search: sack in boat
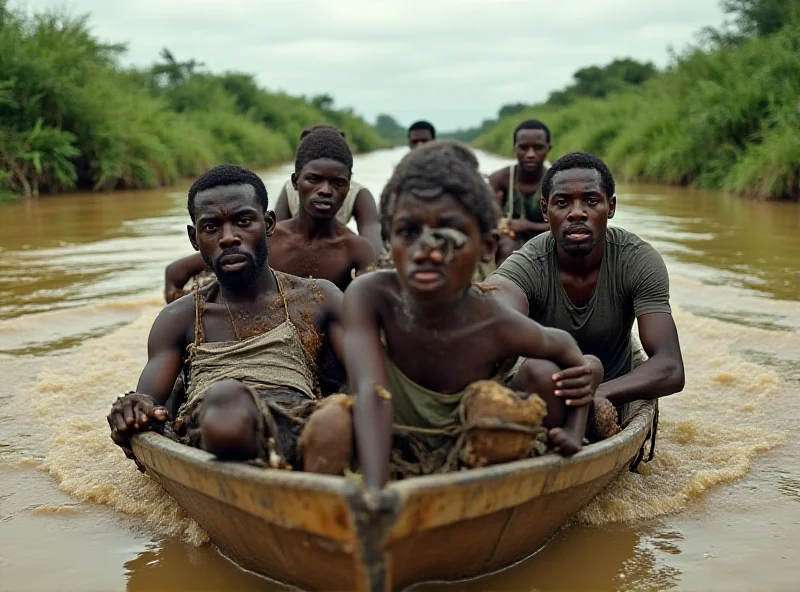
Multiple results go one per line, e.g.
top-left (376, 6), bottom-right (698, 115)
top-left (460, 381), bottom-right (547, 468)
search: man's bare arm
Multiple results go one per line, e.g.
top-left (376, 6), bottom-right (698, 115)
top-left (108, 300), bottom-right (191, 452)
top-left (273, 184), bottom-right (292, 222)
top-left (164, 253), bottom-right (206, 303)
top-left (343, 274), bottom-right (393, 491)
top-left (486, 274), bottom-right (529, 315)
top-left (135, 304), bottom-right (191, 401)
top-left (318, 280), bottom-right (345, 365)
top-left (596, 313), bottom-right (685, 406)
top-left (487, 169), bottom-right (508, 208)
top-left (352, 188), bottom-right (384, 255)
top-left (351, 235), bottom-right (378, 276)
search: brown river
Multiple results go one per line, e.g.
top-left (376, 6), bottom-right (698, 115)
top-left (1, 148), bottom-right (799, 591)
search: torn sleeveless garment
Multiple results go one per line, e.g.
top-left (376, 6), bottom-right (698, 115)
top-left (172, 273), bottom-right (319, 467)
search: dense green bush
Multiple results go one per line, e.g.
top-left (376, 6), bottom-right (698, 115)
top-left (475, 1), bottom-right (799, 200)
top-left (0, 2), bottom-right (386, 198)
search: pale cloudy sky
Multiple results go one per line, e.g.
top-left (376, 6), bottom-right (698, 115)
top-left (23, 0), bottom-right (725, 130)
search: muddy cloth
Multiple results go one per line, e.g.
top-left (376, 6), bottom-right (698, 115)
top-left (171, 271), bottom-right (319, 467)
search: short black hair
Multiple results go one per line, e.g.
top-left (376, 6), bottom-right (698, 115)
top-left (513, 119), bottom-right (551, 144)
top-left (408, 120), bottom-right (436, 139)
top-left (294, 128), bottom-right (353, 175)
top-left (300, 124), bottom-right (345, 140)
top-left (541, 152), bottom-right (616, 200)
top-left (187, 164), bottom-right (269, 222)
top-left (380, 140), bottom-right (498, 237)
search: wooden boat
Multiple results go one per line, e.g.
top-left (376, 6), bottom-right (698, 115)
top-left (131, 400), bottom-right (655, 592)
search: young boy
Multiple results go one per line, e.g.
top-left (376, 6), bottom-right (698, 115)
top-left (163, 128), bottom-right (375, 298)
top-left (301, 141), bottom-right (603, 491)
top-left (269, 127), bottom-right (376, 291)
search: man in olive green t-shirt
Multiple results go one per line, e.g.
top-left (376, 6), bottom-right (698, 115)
top-left (488, 152), bottom-right (685, 415)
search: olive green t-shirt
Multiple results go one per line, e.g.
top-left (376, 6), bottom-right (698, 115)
top-left (493, 226), bottom-right (671, 381)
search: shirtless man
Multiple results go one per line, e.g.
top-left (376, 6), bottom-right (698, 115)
top-left (108, 164), bottom-right (344, 468)
top-left (269, 127), bottom-right (376, 290)
top-left (301, 141), bottom-right (603, 491)
top-left (407, 120), bottom-right (436, 150)
top-left (488, 152), bottom-right (685, 424)
top-left (163, 128), bottom-right (376, 297)
top-left (274, 125), bottom-right (383, 255)
top-left (487, 119), bottom-right (553, 262)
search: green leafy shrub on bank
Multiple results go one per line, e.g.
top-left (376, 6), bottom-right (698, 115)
top-left (475, 1), bottom-right (800, 200)
top-left (0, 2), bottom-right (386, 198)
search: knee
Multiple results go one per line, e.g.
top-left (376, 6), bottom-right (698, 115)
top-left (203, 379), bottom-right (251, 408)
top-left (513, 359), bottom-right (560, 398)
top-left (299, 395), bottom-right (354, 475)
top-left (199, 380), bottom-right (259, 459)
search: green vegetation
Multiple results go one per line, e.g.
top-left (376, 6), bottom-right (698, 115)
top-left (475, 0), bottom-right (800, 200)
top-left (374, 114), bottom-right (408, 146)
top-left (440, 58), bottom-right (658, 144)
top-left (0, 3), bottom-right (385, 199)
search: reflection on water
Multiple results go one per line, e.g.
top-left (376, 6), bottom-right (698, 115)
top-left (0, 148), bottom-right (799, 592)
top-left (416, 524), bottom-right (681, 592)
top-left (125, 539), bottom-right (291, 592)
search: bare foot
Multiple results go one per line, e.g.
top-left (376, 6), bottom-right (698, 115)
top-left (548, 427), bottom-right (583, 457)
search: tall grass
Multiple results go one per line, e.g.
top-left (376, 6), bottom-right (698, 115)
top-left (475, 16), bottom-right (800, 200)
top-left (0, 2), bottom-right (386, 198)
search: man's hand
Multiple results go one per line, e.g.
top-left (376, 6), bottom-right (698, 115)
top-left (552, 355), bottom-right (604, 406)
top-left (107, 392), bottom-right (170, 458)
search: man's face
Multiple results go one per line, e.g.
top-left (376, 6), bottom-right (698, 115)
top-left (390, 192), bottom-right (493, 304)
top-left (188, 184), bottom-right (274, 291)
top-left (291, 158), bottom-right (351, 221)
top-left (408, 129), bottom-right (434, 150)
top-left (544, 168), bottom-right (615, 259)
top-left (514, 129), bottom-right (551, 173)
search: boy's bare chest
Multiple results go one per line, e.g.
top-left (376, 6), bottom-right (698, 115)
top-left (271, 239), bottom-right (352, 286)
top-left (385, 321), bottom-right (501, 391)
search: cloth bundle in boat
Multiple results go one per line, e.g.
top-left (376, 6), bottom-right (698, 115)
top-left (386, 371), bottom-right (550, 480)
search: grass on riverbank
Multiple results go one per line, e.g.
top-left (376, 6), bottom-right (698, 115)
top-left (475, 11), bottom-right (800, 200)
top-left (0, 3), bottom-right (386, 199)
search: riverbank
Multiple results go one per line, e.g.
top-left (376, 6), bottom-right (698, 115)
top-left (0, 2), bottom-right (386, 201)
top-left (474, 9), bottom-right (800, 201)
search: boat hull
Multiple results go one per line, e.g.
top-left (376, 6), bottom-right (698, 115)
top-left (132, 400), bottom-right (654, 591)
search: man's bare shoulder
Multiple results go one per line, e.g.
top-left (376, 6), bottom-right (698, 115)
top-left (279, 272), bottom-right (340, 302)
top-left (343, 231), bottom-right (376, 255)
top-left (488, 166), bottom-right (511, 189)
top-left (149, 291), bottom-right (197, 344)
top-left (272, 220), bottom-right (294, 239)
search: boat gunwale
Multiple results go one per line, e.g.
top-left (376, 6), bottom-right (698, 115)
top-left (132, 398), bottom-right (653, 500)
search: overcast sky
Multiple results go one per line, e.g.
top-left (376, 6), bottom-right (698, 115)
top-left (23, 0), bottom-right (726, 130)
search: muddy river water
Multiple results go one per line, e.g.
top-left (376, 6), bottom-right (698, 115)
top-left (1, 147), bottom-right (798, 591)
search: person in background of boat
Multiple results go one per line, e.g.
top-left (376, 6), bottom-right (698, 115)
top-left (274, 125), bottom-right (383, 256)
top-left (375, 119), bottom-right (439, 268)
top-left (487, 119), bottom-right (553, 263)
top-left (268, 127), bottom-right (376, 290)
top-left (107, 164), bottom-right (345, 470)
top-left (407, 120), bottom-right (436, 150)
top-left (301, 141), bottom-right (604, 492)
top-left (163, 129), bottom-right (376, 296)
top-left (487, 152), bottom-right (685, 428)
